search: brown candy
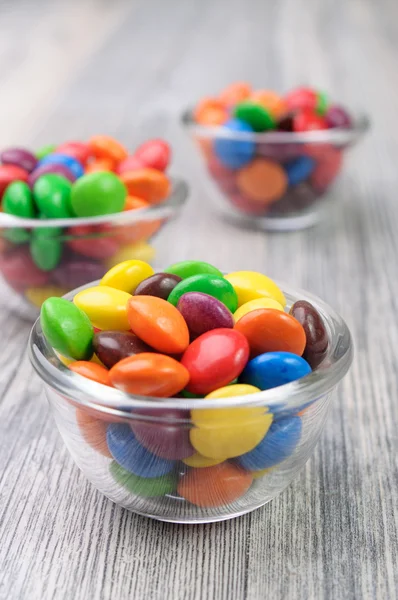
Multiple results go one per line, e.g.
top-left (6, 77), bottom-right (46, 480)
top-left (134, 272), bottom-right (181, 300)
top-left (93, 330), bottom-right (152, 369)
top-left (290, 300), bottom-right (328, 368)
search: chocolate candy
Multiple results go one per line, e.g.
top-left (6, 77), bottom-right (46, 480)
top-left (134, 272), bottom-right (182, 299)
top-left (1, 147), bottom-right (38, 173)
top-left (40, 297), bottom-right (94, 360)
top-left (93, 331), bottom-right (152, 368)
top-left (290, 300), bottom-right (328, 367)
top-left (241, 351), bottom-right (312, 390)
top-left (107, 423), bottom-right (176, 478)
top-left (177, 292), bottom-right (234, 338)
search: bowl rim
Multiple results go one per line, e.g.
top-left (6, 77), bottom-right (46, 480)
top-left (29, 277), bottom-right (353, 417)
top-left (0, 176), bottom-right (188, 229)
top-left (181, 108), bottom-right (370, 146)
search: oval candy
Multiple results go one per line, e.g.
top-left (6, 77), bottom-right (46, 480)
top-left (236, 159), bottom-right (287, 204)
top-left (35, 144), bottom-right (56, 160)
top-left (127, 295), bottom-right (189, 354)
top-left (0, 166), bottom-right (29, 197)
top-left (290, 300), bottom-right (329, 368)
top-left (236, 416), bottom-right (302, 471)
top-left (190, 384), bottom-right (272, 459)
top-left (235, 308), bottom-right (306, 356)
top-left (214, 118), bottom-right (254, 169)
top-left (104, 241), bottom-right (155, 268)
top-left (30, 226), bottom-right (63, 271)
top-left (88, 135), bottom-right (128, 163)
top-left (110, 461), bottom-right (177, 497)
top-left (93, 330), bottom-right (153, 368)
top-left (1, 147), bottom-right (38, 173)
top-left (76, 409), bottom-right (112, 457)
top-left (241, 351), bottom-right (312, 390)
top-left (120, 168), bottom-right (170, 204)
top-left (177, 292), bottom-right (234, 338)
top-left (134, 272), bottom-right (181, 299)
top-left (168, 274), bottom-right (238, 313)
top-left (33, 174), bottom-right (72, 218)
top-left (52, 258), bottom-right (106, 289)
top-left (181, 329), bottom-right (249, 395)
top-left (165, 260), bottom-right (223, 280)
top-left (131, 408), bottom-right (193, 460)
top-left (100, 259), bottom-right (154, 293)
top-left (225, 271), bottom-right (285, 307)
top-left (110, 353), bottom-right (189, 397)
top-left (234, 101), bottom-right (275, 132)
top-left (106, 423), bottom-right (175, 478)
top-left (25, 285), bottom-right (68, 308)
top-left (69, 361), bottom-right (111, 386)
top-left (28, 163), bottom-right (75, 186)
top-left (182, 453), bottom-right (226, 468)
top-left (70, 172), bottom-right (127, 217)
top-left (233, 297), bottom-right (284, 323)
top-left (40, 297), bottom-right (94, 360)
top-left (73, 285), bottom-right (132, 330)
top-left (56, 142), bottom-right (91, 165)
top-left (177, 463), bottom-right (253, 508)
top-left (2, 181), bottom-right (35, 218)
top-left (39, 153), bottom-right (84, 179)
top-left (134, 139), bottom-right (171, 172)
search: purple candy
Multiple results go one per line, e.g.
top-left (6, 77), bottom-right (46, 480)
top-left (177, 291), bottom-right (234, 338)
top-left (255, 142), bottom-right (303, 163)
top-left (52, 258), bottom-right (106, 288)
top-left (325, 105), bottom-right (352, 129)
top-left (131, 408), bottom-right (194, 460)
top-left (1, 147), bottom-right (38, 173)
top-left (28, 163), bottom-right (76, 187)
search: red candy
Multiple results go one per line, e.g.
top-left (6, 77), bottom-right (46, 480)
top-left (293, 110), bottom-right (327, 133)
top-left (116, 155), bottom-right (144, 175)
top-left (0, 165), bottom-right (28, 196)
top-left (66, 225), bottom-right (120, 259)
top-left (285, 87), bottom-right (318, 112)
top-left (181, 328), bottom-right (250, 395)
top-left (0, 248), bottom-right (49, 290)
top-left (56, 142), bottom-right (92, 165)
top-left (134, 139), bottom-right (171, 172)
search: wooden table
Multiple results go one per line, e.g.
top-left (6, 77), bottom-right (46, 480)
top-left (0, 0), bottom-right (397, 598)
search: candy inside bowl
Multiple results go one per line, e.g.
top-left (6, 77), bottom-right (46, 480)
top-left (182, 84), bottom-right (369, 231)
top-left (29, 259), bottom-right (353, 523)
top-left (0, 136), bottom-right (188, 320)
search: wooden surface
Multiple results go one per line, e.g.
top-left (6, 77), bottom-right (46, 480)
top-left (0, 0), bottom-right (397, 598)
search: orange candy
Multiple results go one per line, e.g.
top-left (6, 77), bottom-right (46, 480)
top-left (235, 308), bottom-right (306, 357)
top-left (127, 295), bottom-right (190, 354)
top-left (85, 158), bottom-right (116, 174)
top-left (219, 82), bottom-right (252, 106)
top-left (177, 463), bottom-right (253, 507)
top-left (76, 408), bottom-right (112, 457)
top-left (88, 135), bottom-right (128, 163)
top-left (120, 168), bottom-right (170, 204)
top-left (250, 90), bottom-right (287, 119)
top-left (194, 97), bottom-right (228, 126)
top-left (124, 195), bottom-right (150, 211)
top-left (69, 361), bottom-right (112, 386)
top-left (109, 353), bottom-right (189, 396)
top-left (236, 158), bottom-right (288, 203)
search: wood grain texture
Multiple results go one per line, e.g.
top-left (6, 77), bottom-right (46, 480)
top-left (0, 0), bottom-right (397, 598)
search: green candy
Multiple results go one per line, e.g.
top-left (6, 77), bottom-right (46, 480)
top-left (234, 101), bottom-right (275, 132)
top-left (40, 297), bottom-right (94, 360)
top-left (181, 389), bottom-right (203, 398)
top-left (3, 228), bottom-right (30, 244)
top-left (316, 91), bottom-right (328, 116)
top-left (168, 274), bottom-right (238, 313)
top-left (110, 461), bottom-right (177, 497)
top-left (70, 172), bottom-right (127, 217)
top-left (2, 181), bottom-right (35, 218)
top-left (165, 260), bottom-right (223, 280)
top-left (33, 174), bottom-right (72, 218)
top-left (30, 226), bottom-right (63, 271)
top-left (35, 144), bottom-right (56, 160)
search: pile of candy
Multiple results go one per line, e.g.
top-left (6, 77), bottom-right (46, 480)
top-left (192, 83), bottom-right (352, 218)
top-left (40, 259), bottom-right (329, 508)
top-left (0, 136), bottom-right (172, 307)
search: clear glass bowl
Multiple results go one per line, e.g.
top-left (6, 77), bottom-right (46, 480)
top-left (182, 110), bottom-right (369, 231)
top-left (0, 178), bottom-right (188, 320)
top-left (29, 280), bottom-right (353, 524)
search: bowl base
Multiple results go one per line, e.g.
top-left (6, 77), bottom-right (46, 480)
top-left (220, 203), bottom-right (326, 232)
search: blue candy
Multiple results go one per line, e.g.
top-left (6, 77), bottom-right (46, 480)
top-left (106, 423), bottom-right (175, 478)
top-left (241, 351), bottom-right (312, 390)
top-left (214, 118), bottom-right (254, 169)
top-left (235, 416), bottom-right (302, 471)
top-left (39, 153), bottom-right (84, 179)
top-left (284, 156), bottom-right (315, 186)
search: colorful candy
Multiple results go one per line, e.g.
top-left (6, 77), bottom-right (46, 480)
top-left (191, 84), bottom-right (355, 221)
top-left (38, 259), bottom-right (332, 511)
top-left (0, 136), bottom-right (173, 310)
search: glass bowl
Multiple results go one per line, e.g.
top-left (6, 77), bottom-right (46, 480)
top-left (0, 178), bottom-right (188, 320)
top-left (182, 109), bottom-right (369, 231)
top-left (29, 279), bottom-right (353, 524)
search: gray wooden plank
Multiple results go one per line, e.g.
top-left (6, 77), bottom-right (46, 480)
top-left (0, 0), bottom-right (397, 598)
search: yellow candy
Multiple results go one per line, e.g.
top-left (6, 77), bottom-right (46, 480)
top-left (73, 285), bottom-right (131, 330)
top-left (234, 297), bottom-right (284, 323)
top-left (225, 271), bottom-right (286, 308)
top-left (57, 353), bottom-right (74, 366)
top-left (105, 242), bottom-right (156, 269)
top-left (190, 384), bottom-right (273, 459)
top-left (25, 285), bottom-right (68, 308)
top-left (100, 259), bottom-right (154, 293)
top-left (182, 453), bottom-right (226, 468)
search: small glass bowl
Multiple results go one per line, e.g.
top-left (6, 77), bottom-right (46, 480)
top-left (182, 109), bottom-right (369, 231)
top-left (0, 178), bottom-right (188, 320)
top-left (29, 280), bottom-right (353, 524)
